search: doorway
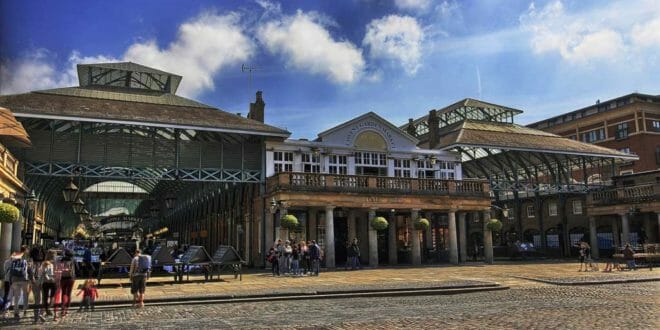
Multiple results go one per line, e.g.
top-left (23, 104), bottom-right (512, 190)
top-left (334, 217), bottom-right (348, 267)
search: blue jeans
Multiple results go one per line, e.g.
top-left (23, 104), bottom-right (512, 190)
top-left (291, 260), bottom-right (299, 275)
top-left (626, 260), bottom-right (636, 270)
top-left (312, 259), bottom-right (320, 275)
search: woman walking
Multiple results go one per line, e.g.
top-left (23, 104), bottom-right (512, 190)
top-left (55, 250), bottom-right (76, 320)
top-left (41, 251), bottom-right (57, 320)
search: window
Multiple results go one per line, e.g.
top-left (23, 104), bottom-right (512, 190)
top-left (354, 152), bottom-right (386, 166)
top-left (301, 153), bottom-right (320, 173)
top-left (615, 122), bottom-right (629, 140)
top-left (548, 202), bottom-right (557, 216)
top-left (328, 155), bottom-right (347, 175)
top-left (416, 160), bottom-right (435, 178)
top-left (652, 120), bottom-right (660, 132)
top-left (526, 205), bottom-right (535, 218)
top-left (572, 200), bottom-right (583, 215)
top-left (438, 161), bottom-right (456, 180)
top-left (394, 159), bottom-right (411, 178)
top-left (273, 151), bottom-right (293, 173)
top-left (581, 128), bottom-right (605, 143)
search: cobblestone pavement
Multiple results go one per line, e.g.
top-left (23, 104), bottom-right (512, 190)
top-left (2, 282), bottom-right (658, 329)
top-left (84, 261), bottom-right (660, 303)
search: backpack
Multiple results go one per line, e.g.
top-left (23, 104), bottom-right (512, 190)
top-left (137, 255), bottom-right (151, 273)
top-left (10, 258), bottom-right (27, 279)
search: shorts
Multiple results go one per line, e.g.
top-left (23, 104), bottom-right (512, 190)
top-left (131, 275), bottom-right (147, 294)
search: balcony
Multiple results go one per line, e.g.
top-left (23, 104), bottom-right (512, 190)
top-left (267, 172), bottom-right (489, 198)
top-left (588, 183), bottom-right (659, 206)
top-left (0, 144), bottom-right (19, 178)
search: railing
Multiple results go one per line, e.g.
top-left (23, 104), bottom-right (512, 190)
top-left (0, 144), bottom-right (19, 177)
top-left (267, 172), bottom-right (489, 197)
top-left (589, 183), bottom-right (659, 206)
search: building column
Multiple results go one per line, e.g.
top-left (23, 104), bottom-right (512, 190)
top-left (388, 210), bottom-right (397, 265)
top-left (368, 209), bottom-right (378, 267)
top-left (325, 206), bottom-right (335, 268)
top-left (588, 216), bottom-right (599, 259)
top-left (348, 210), bottom-right (357, 242)
top-left (308, 209), bottom-right (317, 241)
top-left (265, 210), bottom-right (275, 257)
top-left (12, 218), bottom-right (22, 252)
top-left (611, 217), bottom-right (621, 248)
top-left (656, 212), bottom-right (660, 243)
top-left (448, 210), bottom-right (458, 265)
top-left (483, 210), bottom-right (493, 264)
top-left (0, 222), bottom-right (12, 261)
top-left (620, 212), bottom-right (630, 245)
top-left (410, 209), bottom-right (421, 266)
top-left (458, 212), bottom-right (467, 263)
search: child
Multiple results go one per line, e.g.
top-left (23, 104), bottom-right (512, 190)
top-left (76, 279), bottom-right (99, 312)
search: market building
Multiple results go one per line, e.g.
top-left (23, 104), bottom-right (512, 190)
top-left (527, 93), bottom-right (660, 257)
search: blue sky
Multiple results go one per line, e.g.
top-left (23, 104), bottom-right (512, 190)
top-left (1, 0), bottom-right (659, 138)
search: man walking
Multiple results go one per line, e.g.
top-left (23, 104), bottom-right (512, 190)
top-left (309, 240), bottom-right (321, 276)
top-left (129, 249), bottom-right (151, 308)
top-left (8, 247), bottom-right (30, 320)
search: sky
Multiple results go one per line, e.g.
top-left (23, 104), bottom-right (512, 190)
top-left (1, 0), bottom-right (659, 138)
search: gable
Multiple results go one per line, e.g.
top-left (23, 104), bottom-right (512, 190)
top-left (317, 112), bottom-right (419, 151)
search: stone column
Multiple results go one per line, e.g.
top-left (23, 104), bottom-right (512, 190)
top-left (588, 216), bottom-right (599, 259)
top-left (657, 212), bottom-right (660, 243)
top-left (265, 210), bottom-right (275, 254)
top-left (388, 210), bottom-right (397, 265)
top-left (611, 217), bottom-right (621, 248)
top-left (368, 209), bottom-right (378, 267)
top-left (0, 222), bottom-right (12, 261)
top-left (410, 209), bottom-right (421, 266)
top-left (308, 209), bottom-right (317, 241)
top-left (620, 212), bottom-right (630, 245)
top-left (483, 210), bottom-right (493, 264)
top-left (325, 206), bottom-right (335, 268)
top-left (448, 210), bottom-right (458, 265)
top-left (348, 210), bottom-right (357, 242)
top-left (12, 218), bottom-right (23, 252)
top-left (458, 212), bottom-right (467, 263)
top-left (643, 213), bottom-right (653, 243)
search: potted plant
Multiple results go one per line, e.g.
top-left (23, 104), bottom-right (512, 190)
top-left (486, 219), bottom-right (503, 232)
top-left (414, 217), bottom-right (430, 231)
top-left (370, 216), bottom-right (388, 231)
top-left (280, 214), bottom-right (299, 230)
top-left (0, 203), bottom-right (20, 223)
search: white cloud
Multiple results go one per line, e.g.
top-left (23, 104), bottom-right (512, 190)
top-left (394, 0), bottom-right (431, 11)
top-left (363, 15), bottom-right (424, 75)
top-left (0, 50), bottom-right (117, 95)
top-left (1, 12), bottom-right (253, 98)
top-left (520, 0), bottom-right (660, 64)
top-left (124, 12), bottom-right (254, 97)
top-left (257, 10), bottom-right (365, 84)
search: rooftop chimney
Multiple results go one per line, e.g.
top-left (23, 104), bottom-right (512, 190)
top-left (248, 91), bottom-right (265, 122)
top-left (405, 118), bottom-right (416, 137)
top-left (428, 110), bottom-right (439, 149)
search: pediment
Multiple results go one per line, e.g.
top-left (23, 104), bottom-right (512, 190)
top-left (317, 112), bottom-right (419, 151)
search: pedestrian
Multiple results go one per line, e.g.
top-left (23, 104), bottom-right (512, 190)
top-left (30, 254), bottom-right (45, 323)
top-left (344, 241), bottom-right (353, 270)
top-left (473, 240), bottom-right (479, 261)
top-left (267, 248), bottom-right (279, 276)
top-left (350, 238), bottom-right (361, 270)
top-left (623, 244), bottom-right (636, 271)
top-left (309, 240), bottom-right (321, 276)
top-left (41, 255), bottom-right (56, 319)
top-left (6, 246), bottom-right (30, 320)
top-left (304, 241), bottom-right (312, 274)
top-left (76, 279), bottom-right (99, 312)
top-left (283, 241), bottom-right (293, 274)
top-left (577, 242), bottom-right (588, 271)
top-left (129, 249), bottom-right (151, 308)
top-left (291, 246), bottom-right (300, 276)
top-left (55, 249), bottom-right (77, 320)
top-left (275, 239), bottom-right (285, 275)
top-left (1, 253), bottom-right (13, 315)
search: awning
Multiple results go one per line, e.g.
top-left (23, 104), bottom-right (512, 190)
top-left (0, 106), bottom-right (31, 147)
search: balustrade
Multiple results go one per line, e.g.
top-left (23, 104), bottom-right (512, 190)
top-left (589, 183), bottom-right (659, 205)
top-left (267, 172), bottom-right (488, 197)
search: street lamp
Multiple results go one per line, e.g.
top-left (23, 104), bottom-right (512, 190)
top-left (72, 198), bottom-right (85, 214)
top-left (491, 204), bottom-right (509, 219)
top-left (26, 190), bottom-right (37, 210)
top-left (150, 205), bottom-right (159, 218)
top-left (62, 179), bottom-right (79, 203)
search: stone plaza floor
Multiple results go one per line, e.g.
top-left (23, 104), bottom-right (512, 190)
top-left (1, 261), bottom-right (659, 328)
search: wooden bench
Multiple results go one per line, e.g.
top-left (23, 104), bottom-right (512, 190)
top-left (612, 253), bottom-right (660, 271)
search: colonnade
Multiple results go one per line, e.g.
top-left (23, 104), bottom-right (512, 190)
top-left (588, 212), bottom-right (660, 258)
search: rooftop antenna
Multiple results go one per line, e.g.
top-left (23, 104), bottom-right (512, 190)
top-left (241, 64), bottom-right (257, 105)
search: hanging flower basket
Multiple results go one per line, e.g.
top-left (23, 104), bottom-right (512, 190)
top-left (370, 216), bottom-right (388, 231)
top-left (414, 218), bottom-right (430, 231)
top-left (0, 202), bottom-right (20, 223)
top-left (280, 214), bottom-right (299, 230)
top-left (486, 219), bottom-right (503, 232)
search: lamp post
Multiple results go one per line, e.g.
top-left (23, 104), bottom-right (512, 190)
top-left (72, 198), bottom-right (85, 214)
top-left (165, 194), bottom-right (177, 210)
top-left (23, 190), bottom-right (38, 245)
top-left (62, 178), bottom-right (79, 203)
